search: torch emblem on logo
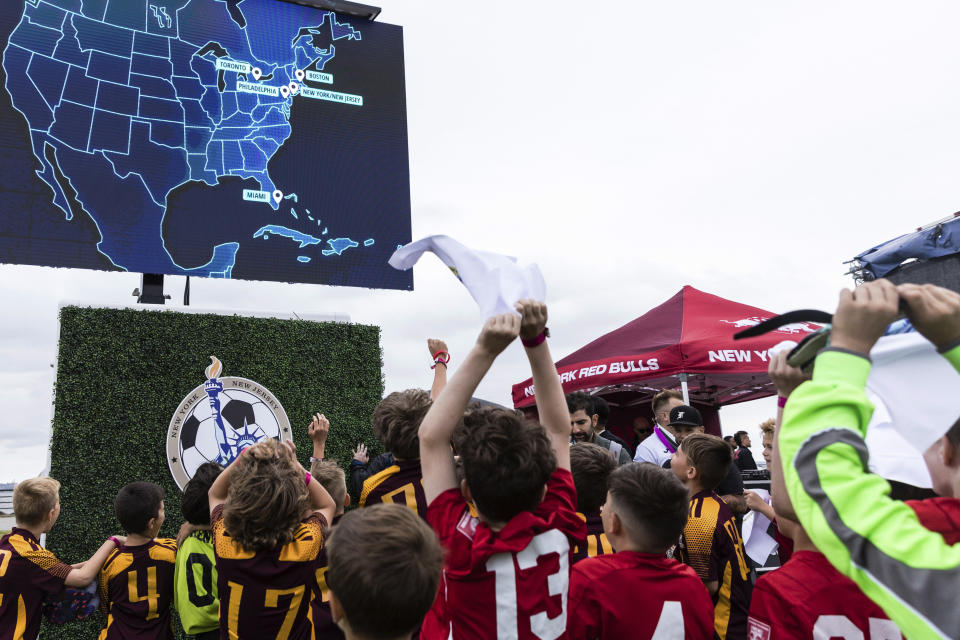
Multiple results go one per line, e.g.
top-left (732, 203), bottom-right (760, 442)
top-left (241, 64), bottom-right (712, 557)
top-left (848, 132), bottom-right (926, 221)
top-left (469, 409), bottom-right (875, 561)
top-left (166, 356), bottom-right (291, 490)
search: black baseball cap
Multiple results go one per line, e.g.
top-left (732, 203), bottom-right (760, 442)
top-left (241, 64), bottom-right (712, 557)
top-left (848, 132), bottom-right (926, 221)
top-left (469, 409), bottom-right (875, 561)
top-left (668, 405), bottom-right (702, 427)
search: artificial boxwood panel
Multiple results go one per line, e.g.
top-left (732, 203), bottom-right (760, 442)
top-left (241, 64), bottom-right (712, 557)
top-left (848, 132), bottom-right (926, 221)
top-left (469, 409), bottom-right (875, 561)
top-left (44, 306), bottom-right (382, 639)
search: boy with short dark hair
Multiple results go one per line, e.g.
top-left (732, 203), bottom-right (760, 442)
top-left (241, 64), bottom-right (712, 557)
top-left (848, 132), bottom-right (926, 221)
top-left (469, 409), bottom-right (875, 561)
top-left (98, 481), bottom-right (177, 640)
top-left (174, 463), bottom-right (223, 640)
top-left (326, 503), bottom-right (443, 640)
top-left (671, 433), bottom-right (752, 640)
top-left (568, 464), bottom-right (714, 639)
top-left (569, 443), bottom-right (617, 563)
top-left (207, 438), bottom-right (336, 640)
top-left (419, 301), bottom-right (585, 639)
top-left (1, 477), bottom-right (122, 640)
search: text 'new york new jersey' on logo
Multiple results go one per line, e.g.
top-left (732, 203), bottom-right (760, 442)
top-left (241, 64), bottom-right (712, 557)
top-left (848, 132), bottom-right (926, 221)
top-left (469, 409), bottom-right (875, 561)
top-left (166, 356), bottom-right (291, 490)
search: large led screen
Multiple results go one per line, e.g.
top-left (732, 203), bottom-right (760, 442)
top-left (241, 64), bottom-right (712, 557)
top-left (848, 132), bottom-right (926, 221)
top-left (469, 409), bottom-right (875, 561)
top-left (0, 0), bottom-right (412, 290)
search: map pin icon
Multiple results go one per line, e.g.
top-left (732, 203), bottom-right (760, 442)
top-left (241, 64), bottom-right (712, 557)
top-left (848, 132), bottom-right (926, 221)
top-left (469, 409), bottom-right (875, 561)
top-left (288, 82), bottom-right (299, 95)
top-left (251, 67), bottom-right (262, 81)
top-left (295, 69), bottom-right (305, 82)
top-left (273, 190), bottom-right (283, 204)
top-left (279, 85), bottom-right (290, 99)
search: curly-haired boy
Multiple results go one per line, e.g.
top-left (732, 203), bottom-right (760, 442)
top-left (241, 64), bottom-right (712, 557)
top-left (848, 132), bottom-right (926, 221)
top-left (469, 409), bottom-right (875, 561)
top-left (207, 439), bottom-right (336, 640)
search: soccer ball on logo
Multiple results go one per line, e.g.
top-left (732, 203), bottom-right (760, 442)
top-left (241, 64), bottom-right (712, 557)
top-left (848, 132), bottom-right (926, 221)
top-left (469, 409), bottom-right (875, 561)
top-left (178, 388), bottom-right (282, 477)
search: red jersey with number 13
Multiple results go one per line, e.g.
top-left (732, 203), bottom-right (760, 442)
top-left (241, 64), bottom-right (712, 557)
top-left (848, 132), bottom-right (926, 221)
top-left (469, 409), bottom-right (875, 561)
top-left (422, 468), bottom-right (586, 640)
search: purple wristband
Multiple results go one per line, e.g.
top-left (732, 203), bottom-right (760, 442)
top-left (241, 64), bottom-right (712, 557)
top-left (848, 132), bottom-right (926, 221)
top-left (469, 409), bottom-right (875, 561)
top-left (109, 536), bottom-right (122, 548)
top-left (777, 396), bottom-right (787, 408)
top-left (305, 471), bottom-right (312, 486)
top-left (522, 328), bottom-right (550, 348)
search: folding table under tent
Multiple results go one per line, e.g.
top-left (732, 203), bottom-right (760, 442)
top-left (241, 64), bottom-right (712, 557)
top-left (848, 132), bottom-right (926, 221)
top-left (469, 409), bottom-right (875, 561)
top-left (511, 286), bottom-right (820, 440)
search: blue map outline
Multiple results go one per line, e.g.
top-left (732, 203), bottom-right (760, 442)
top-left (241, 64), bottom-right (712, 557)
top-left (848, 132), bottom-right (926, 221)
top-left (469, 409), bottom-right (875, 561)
top-left (4, 0), bottom-right (370, 277)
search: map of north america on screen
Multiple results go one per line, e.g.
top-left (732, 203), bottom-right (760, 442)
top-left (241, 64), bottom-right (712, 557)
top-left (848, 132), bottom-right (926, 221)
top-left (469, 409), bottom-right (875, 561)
top-left (0, 0), bottom-right (412, 289)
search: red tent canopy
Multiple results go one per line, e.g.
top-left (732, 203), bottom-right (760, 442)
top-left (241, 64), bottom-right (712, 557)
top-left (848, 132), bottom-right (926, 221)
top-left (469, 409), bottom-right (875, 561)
top-left (512, 286), bottom-right (820, 410)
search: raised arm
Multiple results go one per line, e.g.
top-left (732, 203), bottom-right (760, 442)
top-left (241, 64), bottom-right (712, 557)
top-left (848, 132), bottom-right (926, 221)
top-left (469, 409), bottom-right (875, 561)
top-left (419, 314), bottom-right (520, 504)
top-left (428, 338), bottom-right (449, 400)
top-left (280, 440), bottom-right (337, 525)
top-left (778, 280), bottom-right (960, 640)
top-left (208, 451), bottom-right (240, 515)
top-left (516, 299), bottom-right (571, 471)
top-left (308, 412), bottom-right (329, 462)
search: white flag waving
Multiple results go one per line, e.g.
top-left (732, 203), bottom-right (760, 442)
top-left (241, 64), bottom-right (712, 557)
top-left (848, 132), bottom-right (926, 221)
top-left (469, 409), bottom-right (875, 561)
top-left (866, 332), bottom-right (960, 455)
top-left (389, 235), bottom-right (546, 319)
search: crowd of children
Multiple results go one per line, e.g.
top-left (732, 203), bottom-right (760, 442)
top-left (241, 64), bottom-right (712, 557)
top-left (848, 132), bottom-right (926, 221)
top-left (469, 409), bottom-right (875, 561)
top-left (1, 283), bottom-right (960, 640)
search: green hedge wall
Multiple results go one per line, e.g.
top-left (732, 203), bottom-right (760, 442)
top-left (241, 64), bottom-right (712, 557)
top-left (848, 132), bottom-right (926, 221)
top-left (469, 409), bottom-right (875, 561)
top-left (44, 306), bottom-right (383, 639)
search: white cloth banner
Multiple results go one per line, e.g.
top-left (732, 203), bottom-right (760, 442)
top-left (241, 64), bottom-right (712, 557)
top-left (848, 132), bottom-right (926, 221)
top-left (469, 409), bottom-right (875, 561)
top-left (777, 333), bottom-right (957, 487)
top-left (389, 235), bottom-right (546, 319)
top-left (867, 333), bottom-right (960, 460)
top-left (865, 390), bottom-right (933, 488)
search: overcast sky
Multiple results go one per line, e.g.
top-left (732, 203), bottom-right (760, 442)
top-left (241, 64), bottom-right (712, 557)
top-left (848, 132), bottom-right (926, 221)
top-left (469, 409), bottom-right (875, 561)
top-left (3, 1), bottom-right (960, 480)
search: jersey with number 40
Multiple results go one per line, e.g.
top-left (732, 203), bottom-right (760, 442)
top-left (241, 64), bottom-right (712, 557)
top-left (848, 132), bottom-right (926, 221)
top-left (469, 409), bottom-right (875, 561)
top-left (422, 468), bottom-right (586, 640)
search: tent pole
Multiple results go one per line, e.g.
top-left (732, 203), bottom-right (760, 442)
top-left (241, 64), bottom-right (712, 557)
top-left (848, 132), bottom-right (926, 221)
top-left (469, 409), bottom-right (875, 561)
top-left (680, 373), bottom-right (690, 404)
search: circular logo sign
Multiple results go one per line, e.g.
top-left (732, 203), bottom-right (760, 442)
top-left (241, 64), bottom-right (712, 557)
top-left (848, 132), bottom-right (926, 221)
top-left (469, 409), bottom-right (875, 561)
top-left (167, 357), bottom-right (291, 490)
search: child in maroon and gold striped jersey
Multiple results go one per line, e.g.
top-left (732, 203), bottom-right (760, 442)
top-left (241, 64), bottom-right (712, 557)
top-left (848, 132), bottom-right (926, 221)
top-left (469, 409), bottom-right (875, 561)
top-left (0, 477), bottom-right (123, 640)
top-left (569, 442), bottom-right (617, 564)
top-left (207, 439), bottom-right (336, 640)
top-left (97, 482), bottom-right (177, 640)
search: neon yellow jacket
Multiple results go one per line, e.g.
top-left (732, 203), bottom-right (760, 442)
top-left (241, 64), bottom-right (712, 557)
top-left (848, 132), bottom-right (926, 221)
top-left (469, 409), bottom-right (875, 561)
top-left (779, 343), bottom-right (960, 640)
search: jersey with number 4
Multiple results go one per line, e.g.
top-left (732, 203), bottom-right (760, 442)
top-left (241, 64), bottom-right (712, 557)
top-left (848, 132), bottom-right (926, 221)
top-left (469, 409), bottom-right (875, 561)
top-left (568, 551), bottom-right (715, 640)
top-left (747, 551), bottom-right (903, 640)
top-left (97, 538), bottom-right (177, 640)
top-left (211, 504), bottom-right (326, 640)
top-left (422, 468), bottom-right (586, 640)
top-left (0, 527), bottom-right (73, 640)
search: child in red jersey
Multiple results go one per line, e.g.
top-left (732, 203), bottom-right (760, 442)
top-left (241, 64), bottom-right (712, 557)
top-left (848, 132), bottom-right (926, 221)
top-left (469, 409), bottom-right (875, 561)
top-left (97, 482), bottom-right (177, 640)
top-left (568, 463), bottom-right (714, 639)
top-left (569, 443), bottom-right (617, 563)
top-left (207, 438), bottom-right (336, 640)
top-left (418, 300), bottom-right (585, 640)
top-left (749, 402), bottom-right (905, 640)
top-left (911, 416), bottom-right (960, 544)
top-left (671, 433), bottom-right (752, 640)
top-left (325, 503), bottom-right (443, 639)
top-left (0, 477), bottom-right (123, 640)
top-left (748, 514), bottom-right (906, 639)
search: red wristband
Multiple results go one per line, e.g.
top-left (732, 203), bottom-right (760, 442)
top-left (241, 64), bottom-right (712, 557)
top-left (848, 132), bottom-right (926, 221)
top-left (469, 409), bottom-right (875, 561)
top-left (522, 328), bottom-right (550, 348)
top-left (305, 471), bottom-right (312, 486)
top-left (431, 350), bottom-right (450, 370)
top-left (777, 396), bottom-right (787, 408)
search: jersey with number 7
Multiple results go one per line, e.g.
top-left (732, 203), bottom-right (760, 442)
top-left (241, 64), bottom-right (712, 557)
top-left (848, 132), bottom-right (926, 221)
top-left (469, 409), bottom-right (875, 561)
top-left (97, 538), bottom-right (177, 639)
top-left (422, 468), bottom-right (586, 640)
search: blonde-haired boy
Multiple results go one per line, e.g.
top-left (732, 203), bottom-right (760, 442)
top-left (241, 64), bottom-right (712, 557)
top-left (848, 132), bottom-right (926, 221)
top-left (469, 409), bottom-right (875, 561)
top-left (1, 477), bottom-right (123, 640)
